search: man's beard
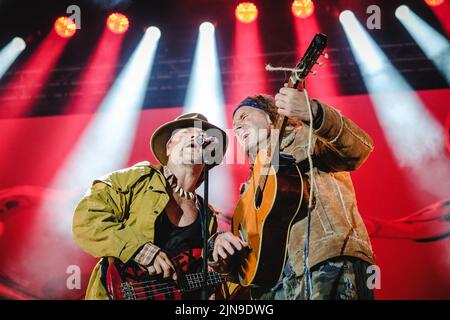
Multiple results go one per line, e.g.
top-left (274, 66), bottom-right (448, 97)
top-left (180, 148), bottom-right (204, 165)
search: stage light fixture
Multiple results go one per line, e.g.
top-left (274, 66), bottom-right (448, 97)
top-left (11, 37), bottom-right (26, 51)
top-left (235, 2), bottom-right (258, 23)
top-left (424, 0), bottom-right (445, 7)
top-left (292, 0), bottom-right (315, 19)
top-left (54, 16), bottom-right (77, 38)
top-left (395, 5), bottom-right (411, 20)
top-left (0, 37), bottom-right (26, 79)
top-left (107, 12), bottom-right (129, 34)
top-left (199, 22), bottom-right (215, 34)
top-left (339, 10), bottom-right (354, 24)
top-left (146, 26), bottom-right (161, 41)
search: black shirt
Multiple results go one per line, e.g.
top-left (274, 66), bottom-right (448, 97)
top-left (154, 207), bottom-right (203, 275)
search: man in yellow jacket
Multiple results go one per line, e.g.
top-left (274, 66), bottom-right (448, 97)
top-left (72, 113), bottom-right (230, 299)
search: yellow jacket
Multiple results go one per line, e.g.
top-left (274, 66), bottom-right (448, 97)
top-left (72, 161), bottom-right (218, 299)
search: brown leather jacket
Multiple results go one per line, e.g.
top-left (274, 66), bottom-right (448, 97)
top-left (281, 100), bottom-right (375, 276)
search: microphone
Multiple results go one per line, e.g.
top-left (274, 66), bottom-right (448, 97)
top-left (196, 135), bottom-right (218, 148)
top-left (196, 135), bottom-right (219, 165)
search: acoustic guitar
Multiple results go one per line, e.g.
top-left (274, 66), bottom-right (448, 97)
top-left (232, 33), bottom-right (328, 289)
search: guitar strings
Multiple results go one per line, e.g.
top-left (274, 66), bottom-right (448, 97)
top-left (120, 274), bottom-right (224, 300)
top-left (124, 272), bottom-right (223, 287)
top-left (131, 286), bottom-right (182, 300)
top-left (131, 280), bottom-right (217, 297)
top-left (131, 284), bottom-right (214, 300)
top-left (128, 276), bottom-right (223, 294)
top-left (130, 278), bottom-right (220, 293)
top-left (130, 277), bottom-right (222, 293)
top-left (125, 279), bottom-right (221, 300)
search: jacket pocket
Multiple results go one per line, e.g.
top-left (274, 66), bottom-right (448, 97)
top-left (133, 189), bottom-right (168, 240)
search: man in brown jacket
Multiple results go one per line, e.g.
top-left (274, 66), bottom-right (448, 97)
top-left (72, 113), bottom-right (230, 299)
top-left (209, 86), bottom-right (376, 300)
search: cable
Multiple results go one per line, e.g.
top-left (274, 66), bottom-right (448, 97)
top-left (302, 88), bottom-right (315, 300)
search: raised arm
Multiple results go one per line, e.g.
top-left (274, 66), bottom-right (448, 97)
top-left (275, 86), bottom-right (374, 172)
top-left (312, 100), bottom-right (374, 172)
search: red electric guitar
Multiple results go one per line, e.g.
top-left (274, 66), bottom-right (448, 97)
top-left (105, 249), bottom-right (225, 300)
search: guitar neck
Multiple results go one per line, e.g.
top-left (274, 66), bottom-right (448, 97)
top-left (179, 271), bottom-right (225, 292)
top-left (267, 69), bottom-right (306, 162)
top-left (257, 33), bottom-right (325, 190)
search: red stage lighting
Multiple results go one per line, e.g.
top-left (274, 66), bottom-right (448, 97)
top-left (291, 0), bottom-right (315, 19)
top-left (235, 2), bottom-right (258, 23)
top-left (107, 12), bottom-right (129, 34)
top-left (424, 0), bottom-right (445, 6)
top-left (54, 16), bottom-right (76, 38)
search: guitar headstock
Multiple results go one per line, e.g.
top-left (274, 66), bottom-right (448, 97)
top-left (289, 33), bottom-right (328, 89)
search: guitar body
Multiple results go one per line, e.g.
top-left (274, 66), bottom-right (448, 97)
top-left (232, 150), bottom-right (304, 288)
top-left (106, 257), bottom-right (184, 300)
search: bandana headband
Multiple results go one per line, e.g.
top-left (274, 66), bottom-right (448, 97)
top-left (232, 98), bottom-right (266, 118)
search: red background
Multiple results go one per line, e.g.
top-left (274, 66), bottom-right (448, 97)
top-left (0, 88), bottom-right (449, 299)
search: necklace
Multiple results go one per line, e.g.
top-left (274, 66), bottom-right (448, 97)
top-left (164, 168), bottom-right (197, 200)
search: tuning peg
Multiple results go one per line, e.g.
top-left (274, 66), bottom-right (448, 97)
top-left (322, 53), bottom-right (329, 59)
top-left (310, 70), bottom-right (317, 76)
top-left (316, 62), bottom-right (324, 67)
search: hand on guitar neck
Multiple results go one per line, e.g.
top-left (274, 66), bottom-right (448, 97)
top-left (274, 83), bottom-right (320, 124)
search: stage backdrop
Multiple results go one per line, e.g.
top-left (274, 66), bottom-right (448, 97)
top-left (0, 88), bottom-right (449, 299)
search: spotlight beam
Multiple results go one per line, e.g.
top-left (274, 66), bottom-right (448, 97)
top-left (65, 27), bottom-right (126, 114)
top-left (41, 27), bottom-right (161, 236)
top-left (184, 22), bottom-right (236, 213)
top-left (185, 23), bottom-right (224, 127)
top-left (396, 5), bottom-right (450, 84)
top-left (339, 10), bottom-right (450, 198)
top-left (0, 31), bottom-right (69, 119)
